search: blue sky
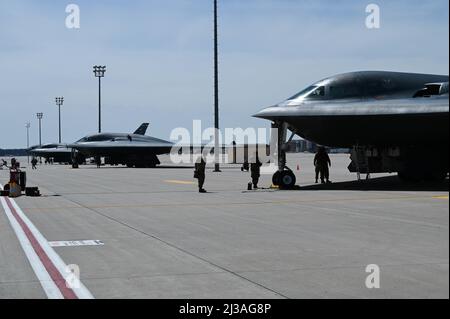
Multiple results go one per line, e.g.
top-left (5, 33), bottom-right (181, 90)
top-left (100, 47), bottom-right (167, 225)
top-left (0, 0), bottom-right (448, 148)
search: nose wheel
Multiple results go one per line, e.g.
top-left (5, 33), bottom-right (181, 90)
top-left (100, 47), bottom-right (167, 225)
top-left (272, 169), bottom-right (296, 189)
top-left (271, 121), bottom-right (297, 189)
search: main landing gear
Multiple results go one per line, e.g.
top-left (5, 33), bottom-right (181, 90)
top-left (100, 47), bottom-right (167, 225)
top-left (271, 122), bottom-right (297, 190)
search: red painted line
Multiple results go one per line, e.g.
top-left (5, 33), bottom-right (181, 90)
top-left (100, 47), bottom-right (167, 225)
top-left (4, 197), bottom-right (78, 299)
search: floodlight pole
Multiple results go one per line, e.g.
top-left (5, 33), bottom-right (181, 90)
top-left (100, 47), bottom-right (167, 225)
top-left (93, 66), bottom-right (106, 133)
top-left (36, 113), bottom-right (43, 146)
top-left (26, 122), bottom-right (30, 164)
top-left (55, 97), bottom-right (64, 143)
top-left (98, 76), bottom-right (101, 133)
top-left (213, 0), bottom-right (221, 172)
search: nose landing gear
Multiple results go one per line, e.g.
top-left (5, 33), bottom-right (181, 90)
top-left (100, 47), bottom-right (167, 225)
top-left (271, 122), bottom-right (297, 190)
top-left (273, 169), bottom-right (297, 189)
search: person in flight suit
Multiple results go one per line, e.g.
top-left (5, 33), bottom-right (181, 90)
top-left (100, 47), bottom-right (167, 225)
top-left (314, 146), bottom-right (332, 184)
top-left (250, 156), bottom-right (262, 189)
top-left (194, 156), bottom-right (207, 193)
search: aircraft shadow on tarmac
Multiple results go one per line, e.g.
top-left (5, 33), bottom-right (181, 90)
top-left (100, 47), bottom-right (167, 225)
top-left (80, 165), bottom-right (194, 169)
top-left (298, 176), bottom-right (449, 192)
top-left (82, 165), bottom-right (241, 170)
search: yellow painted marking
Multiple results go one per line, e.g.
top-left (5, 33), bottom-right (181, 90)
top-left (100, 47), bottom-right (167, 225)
top-left (164, 180), bottom-right (196, 185)
top-left (433, 195), bottom-right (449, 200)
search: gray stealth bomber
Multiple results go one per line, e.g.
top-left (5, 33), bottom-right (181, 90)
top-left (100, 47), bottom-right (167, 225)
top-left (69, 123), bottom-right (174, 168)
top-left (254, 71), bottom-right (449, 188)
top-left (28, 123), bottom-right (156, 166)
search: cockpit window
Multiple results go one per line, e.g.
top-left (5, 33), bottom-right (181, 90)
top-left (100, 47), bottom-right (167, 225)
top-left (288, 85), bottom-right (325, 101)
top-left (76, 135), bottom-right (111, 143)
top-left (42, 144), bottom-right (57, 149)
top-left (288, 86), bottom-right (316, 100)
top-left (308, 86), bottom-right (325, 99)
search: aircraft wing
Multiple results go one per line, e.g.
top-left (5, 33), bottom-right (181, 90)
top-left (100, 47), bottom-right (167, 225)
top-left (29, 146), bottom-right (72, 156)
top-left (69, 139), bottom-right (174, 156)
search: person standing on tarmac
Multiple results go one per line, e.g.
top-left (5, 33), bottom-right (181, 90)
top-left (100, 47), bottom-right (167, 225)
top-left (31, 157), bottom-right (38, 170)
top-left (194, 156), bottom-right (207, 193)
top-left (96, 156), bottom-right (101, 168)
top-left (314, 146), bottom-right (332, 184)
top-left (250, 156), bottom-right (262, 189)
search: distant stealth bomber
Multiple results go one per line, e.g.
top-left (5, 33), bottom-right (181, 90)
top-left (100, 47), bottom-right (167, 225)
top-left (69, 123), bottom-right (174, 168)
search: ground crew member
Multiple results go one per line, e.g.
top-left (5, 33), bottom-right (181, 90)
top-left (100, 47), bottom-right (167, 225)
top-left (314, 147), bottom-right (331, 184)
top-left (250, 157), bottom-right (262, 189)
top-left (194, 156), bottom-right (207, 193)
top-left (31, 157), bottom-right (38, 170)
top-left (96, 156), bottom-right (101, 168)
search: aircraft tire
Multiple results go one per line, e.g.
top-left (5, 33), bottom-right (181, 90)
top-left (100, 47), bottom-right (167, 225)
top-left (272, 171), bottom-right (281, 186)
top-left (278, 171), bottom-right (296, 190)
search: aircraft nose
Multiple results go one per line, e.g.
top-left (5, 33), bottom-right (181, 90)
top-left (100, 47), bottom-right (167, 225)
top-left (253, 105), bottom-right (283, 121)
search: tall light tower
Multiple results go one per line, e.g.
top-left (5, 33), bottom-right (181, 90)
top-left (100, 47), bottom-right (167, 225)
top-left (55, 97), bottom-right (64, 143)
top-left (25, 122), bottom-right (30, 163)
top-left (213, 0), bottom-right (221, 172)
top-left (36, 113), bottom-right (43, 146)
top-left (93, 65), bottom-right (106, 133)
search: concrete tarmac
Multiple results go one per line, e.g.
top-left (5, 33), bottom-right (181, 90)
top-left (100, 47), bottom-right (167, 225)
top-left (0, 154), bottom-right (448, 299)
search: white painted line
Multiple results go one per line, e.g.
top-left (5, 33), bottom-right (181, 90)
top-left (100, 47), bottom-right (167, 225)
top-left (0, 196), bottom-right (63, 298)
top-left (9, 199), bottom-right (94, 299)
top-left (0, 184), bottom-right (94, 299)
top-left (49, 240), bottom-right (104, 248)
